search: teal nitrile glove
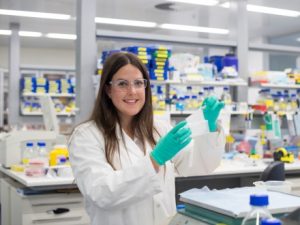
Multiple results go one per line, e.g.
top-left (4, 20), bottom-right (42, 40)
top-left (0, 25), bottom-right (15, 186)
top-left (202, 96), bottom-right (225, 132)
top-left (150, 121), bottom-right (192, 165)
top-left (263, 113), bottom-right (273, 131)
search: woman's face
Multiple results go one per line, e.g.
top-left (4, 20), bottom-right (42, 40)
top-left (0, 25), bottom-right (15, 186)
top-left (106, 64), bottom-right (146, 123)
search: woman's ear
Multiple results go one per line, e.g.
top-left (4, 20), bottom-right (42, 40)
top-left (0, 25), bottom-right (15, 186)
top-left (105, 85), bottom-right (112, 98)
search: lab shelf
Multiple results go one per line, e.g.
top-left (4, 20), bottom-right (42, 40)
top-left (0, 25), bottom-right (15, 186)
top-left (260, 83), bottom-right (300, 89)
top-left (150, 79), bottom-right (247, 87)
top-left (21, 111), bottom-right (75, 116)
top-left (22, 92), bottom-right (76, 97)
top-left (170, 110), bottom-right (253, 116)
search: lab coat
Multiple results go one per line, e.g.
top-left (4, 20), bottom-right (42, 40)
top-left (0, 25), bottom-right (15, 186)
top-left (68, 119), bottom-right (225, 225)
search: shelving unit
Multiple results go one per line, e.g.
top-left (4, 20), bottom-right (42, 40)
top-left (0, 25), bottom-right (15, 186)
top-left (150, 78), bottom-right (247, 86)
top-left (20, 67), bottom-right (76, 118)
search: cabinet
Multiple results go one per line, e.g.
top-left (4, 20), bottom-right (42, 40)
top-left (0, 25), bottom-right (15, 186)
top-left (20, 68), bottom-right (76, 117)
top-left (1, 177), bottom-right (90, 225)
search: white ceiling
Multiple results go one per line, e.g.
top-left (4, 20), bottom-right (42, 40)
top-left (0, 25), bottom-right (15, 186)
top-left (0, 0), bottom-right (300, 49)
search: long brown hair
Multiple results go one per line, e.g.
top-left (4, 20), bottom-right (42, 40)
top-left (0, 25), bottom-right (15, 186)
top-left (90, 52), bottom-right (157, 169)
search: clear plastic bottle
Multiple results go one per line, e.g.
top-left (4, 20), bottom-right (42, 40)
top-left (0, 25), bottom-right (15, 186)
top-left (209, 86), bottom-right (216, 97)
top-left (241, 194), bottom-right (273, 225)
top-left (198, 91), bottom-right (204, 107)
top-left (176, 97), bottom-right (185, 111)
top-left (290, 94), bottom-right (298, 111)
top-left (260, 218), bottom-right (281, 225)
top-left (191, 95), bottom-right (198, 110)
top-left (185, 95), bottom-right (192, 110)
top-left (157, 87), bottom-right (166, 111)
top-left (22, 142), bottom-right (35, 165)
top-left (37, 142), bottom-right (49, 167)
top-left (221, 86), bottom-right (232, 110)
top-left (171, 95), bottom-right (177, 112)
top-left (203, 87), bottom-right (209, 98)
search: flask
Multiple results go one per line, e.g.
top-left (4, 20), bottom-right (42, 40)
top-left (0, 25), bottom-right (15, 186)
top-left (37, 142), bottom-right (49, 167)
top-left (260, 218), bottom-right (281, 225)
top-left (22, 142), bottom-right (35, 165)
top-left (241, 194), bottom-right (273, 225)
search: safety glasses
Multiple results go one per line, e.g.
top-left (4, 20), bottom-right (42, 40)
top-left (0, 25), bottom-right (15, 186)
top-left (109, 78), bottom-right (147, 91)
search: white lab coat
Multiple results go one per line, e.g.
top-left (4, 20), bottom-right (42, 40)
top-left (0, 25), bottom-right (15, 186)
top-left (68, 119), bottom-right (225, 225)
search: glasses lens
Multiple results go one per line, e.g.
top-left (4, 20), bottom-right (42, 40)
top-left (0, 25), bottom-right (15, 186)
top-left (134, 79), bottom-right (147, 89)
top-left (116, 80), bottom-right (129, 89)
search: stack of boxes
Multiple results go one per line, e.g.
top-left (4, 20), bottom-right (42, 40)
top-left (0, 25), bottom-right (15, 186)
top-left (100, 46), bottom-right (171, 81)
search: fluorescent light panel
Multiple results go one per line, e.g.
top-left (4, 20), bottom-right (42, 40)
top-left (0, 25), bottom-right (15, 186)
top-left (45, 33), bottom-right (76, 40)
top-left (166, 0), bottom-right (218, 6)
top-left (95, 17), bottom-right (157, 27)
top-left (0, 9), bottom-right (71, 20)
top-left (219, 2), bottom-right (300, 17)
top-left (0, 29), bottom-right (11, 35)
top-left (19, 31), bottom-right (42, 37)
top-left (247, 4), bottom-right (300, 17)
top-left (160, 23), bottom-right (229, 34)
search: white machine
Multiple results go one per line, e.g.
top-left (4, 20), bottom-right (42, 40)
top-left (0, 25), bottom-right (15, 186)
top-left (0, 95), bottom-right (66, 168)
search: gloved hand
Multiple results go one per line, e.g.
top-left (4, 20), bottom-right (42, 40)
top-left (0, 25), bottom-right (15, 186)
top-left (150, 121), bottom-right (192, 165)
top-left (202, 96), bottom-right (225, 132)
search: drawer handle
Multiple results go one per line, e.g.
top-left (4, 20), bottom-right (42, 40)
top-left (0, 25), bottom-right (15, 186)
top-left (32, 201), bottom-right (82, 207)
top-left (32, 216), bottom-right (82, 224)
top-left (47, 208), bottom-right (70, 215)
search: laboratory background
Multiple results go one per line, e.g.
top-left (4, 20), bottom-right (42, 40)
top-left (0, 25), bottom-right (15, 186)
top-left (1, 0), bottom-right (300, 224)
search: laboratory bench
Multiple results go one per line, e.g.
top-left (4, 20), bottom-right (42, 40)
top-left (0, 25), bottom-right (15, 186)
top-left (175, 159), bottom-right (300, 203)
top-left (0, 166), bottom-right (90, 225)
top-left (1, 160), bottom-right (300, 224)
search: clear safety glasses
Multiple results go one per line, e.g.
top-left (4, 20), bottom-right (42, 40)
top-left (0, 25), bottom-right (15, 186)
top-left (109, 78), bottom-right (147, 91)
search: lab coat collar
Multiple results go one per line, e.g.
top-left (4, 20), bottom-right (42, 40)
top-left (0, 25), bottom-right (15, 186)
top-left (115, 123), bottom-right (145, 158)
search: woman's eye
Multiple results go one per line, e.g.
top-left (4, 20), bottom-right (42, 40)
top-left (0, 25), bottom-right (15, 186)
top-left (134, 80), bottom-right (143, 87)
top-left (118, 81), bottom-right (128, 87)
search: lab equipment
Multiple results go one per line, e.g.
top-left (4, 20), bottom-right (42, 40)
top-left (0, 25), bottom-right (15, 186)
top-left (171, 187), bottom-right (300, 225)
top-left (273, 147), bottom-right (294, 163)
top-left (22, 142), bottom-right (35, 165)
top-left (25, 159), bottom-right (47, 177)
top-left (37, 141), bottom-right (49, 167)
top-left (241, 194), bottom-right (273, 225)
top-left (202, 96), bottom-right (225, 132)
top-left (261, 218), bottom-right (282, 225)
top-left (150, 121), bottom-right (191, 165)
top-left (0, 95), bottom-right (66, 168)
top-left (49, 145), bottom-right (69, 166)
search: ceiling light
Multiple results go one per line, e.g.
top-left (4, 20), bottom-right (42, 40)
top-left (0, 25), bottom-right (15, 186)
top-left (19, 31), bottom-right (42, 37)
top-left (160, 23), bottom-right (229, 34)
top-left (297, 38), bottom-right (300, 42)
top-left (247, 4), bottom-right (300, 17)
top-left (219, 2), bottom-right (230, 8)
top-left (95, 17), bottom-right (157, 28)
top-left (0, 9), bottom-right (71, 20)
top-left (166, 0), bottom-right (218, 6)
top-left (45, 33), bottom-right (77, 40)
top-left (0, 29), bottom-right (11, 35)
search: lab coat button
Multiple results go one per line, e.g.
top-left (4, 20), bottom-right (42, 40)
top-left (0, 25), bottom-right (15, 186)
top-left (156, 204), bottom-right (160, 208)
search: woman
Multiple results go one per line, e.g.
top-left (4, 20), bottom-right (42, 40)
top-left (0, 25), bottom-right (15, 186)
top-left (68, 52), bottom-right (225, 225)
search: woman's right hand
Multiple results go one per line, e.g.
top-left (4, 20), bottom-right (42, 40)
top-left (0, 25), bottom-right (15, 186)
top-left (150, 121), bottom-right (192, 165)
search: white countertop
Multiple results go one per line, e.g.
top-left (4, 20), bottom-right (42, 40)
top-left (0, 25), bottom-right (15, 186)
top-left (0, 166), bottom-right (75, 187)
top-left (2, 159), bottom-right (300, 187)
top-left (212, 159), bottom-right (300, 176)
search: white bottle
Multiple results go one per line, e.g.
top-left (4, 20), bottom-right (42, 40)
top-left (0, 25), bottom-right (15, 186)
top-left (22, 142), bottom-right (35, 165)
top-left (242, 194), bottom-right (273, 225)
top-left (37, 142), bottom-right (49, 167)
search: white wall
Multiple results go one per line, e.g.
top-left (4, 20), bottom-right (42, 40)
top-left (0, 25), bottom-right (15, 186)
top-left (0, 46), bottom-right (75, 69)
